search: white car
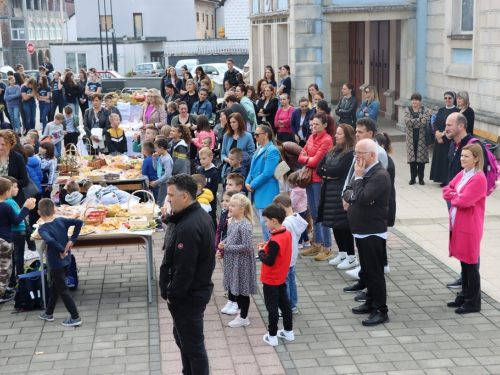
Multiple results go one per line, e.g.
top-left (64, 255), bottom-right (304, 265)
top-left (190, 63), bottom-right (241, 86)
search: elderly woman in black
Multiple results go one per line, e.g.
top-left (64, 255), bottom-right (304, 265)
top-left (83, 93), bottom-right (110, 154)
top-left (316, 124), bottom-right (356, 269)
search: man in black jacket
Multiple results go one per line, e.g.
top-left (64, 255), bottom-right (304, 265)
top-left (159, 174), bottom-right (215, 375)
top-left (343, 139), bottom-right (391, 326)
top-left (223, 58), bottom-right (239, 91)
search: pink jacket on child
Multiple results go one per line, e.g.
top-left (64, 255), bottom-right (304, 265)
top-left (442, 170), bottom-right (487, 264)
top-left (192, 130), bottom-right (216, 151)
top-left (291, 186), bottom-right (307, 214)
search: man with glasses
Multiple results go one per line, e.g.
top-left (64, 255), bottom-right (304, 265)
top-left (343, 139), bottom-right (391, 326)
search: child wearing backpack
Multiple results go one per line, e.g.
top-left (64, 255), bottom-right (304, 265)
top-left (37, 198), bottom-right (83, 326)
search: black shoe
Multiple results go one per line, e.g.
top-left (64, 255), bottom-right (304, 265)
top-left (352, 304), bottom-right (374, 314)
top-left (419, 180), bottom-right (425, 185)
top-left (439, 183), bottom-right (446, 187)
top-left (447, 279), bottom-right (462, 289)
top-left (344, 282), bottom-right (364, 293)
top-left (355, 291), bottom-right (366, 302)
top-left (455, 307), bottom-right (479, 314)
top-left (409, 179), bottom-right (416, 185)
top-left (447, 300), bottom-right (463, 308)
top-left (362, 311), bottom-right (390, 326)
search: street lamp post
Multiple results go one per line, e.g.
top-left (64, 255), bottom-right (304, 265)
top-left (109, 28), bottom-right (118, 72)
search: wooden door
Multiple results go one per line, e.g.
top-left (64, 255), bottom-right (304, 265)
top-left (369, 21), bottom-right (390, 113)
top-left (348, 22), bottom-right (365, 101)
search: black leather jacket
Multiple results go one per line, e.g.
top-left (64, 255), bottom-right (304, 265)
top-left (335, 96), bottom-right (358, 125)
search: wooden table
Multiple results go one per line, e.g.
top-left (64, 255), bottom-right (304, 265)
top-left (33, 230), bottom-right (155, 309)
top-left (58, 176), bottom-right (148, 192)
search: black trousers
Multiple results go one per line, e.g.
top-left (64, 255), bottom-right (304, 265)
top-left (455, 262), bottom-right (481, 311)
top-left (409, 162), bottom-right (425, 182)
top-left (49, 95), bottom-right (65, 121)
top-left (355, 236), bottom-right (388, 314)
top-left (168, 302), bottom-right (209, 375)
top-left (64, 132), bottom-right (79, 149)
top-left (46, 265), bottom-right (79, 319)
top-left (9, 231), bottom-right (25, 287)
top-left (78, 99), bottom-right (88, 118)
top-left (227, 291), bottom-right (250, 319)
top-left (263, 283), bottom-right (293, 336)
top-left (333, 229), bottom-right (355, 256)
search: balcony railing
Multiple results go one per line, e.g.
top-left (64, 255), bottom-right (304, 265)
top-left (164, 39), bottom-right (248, 56)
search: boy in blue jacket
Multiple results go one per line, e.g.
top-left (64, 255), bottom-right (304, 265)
top-left (24, 144), bottom-right (43, 195)
top-left (38, 198), bottom-right (83, 327)
top-left (141, 141), bottom-right (159, 202)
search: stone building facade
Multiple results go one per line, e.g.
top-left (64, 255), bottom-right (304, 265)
top-left (195, 0), bottom-right (217, 40)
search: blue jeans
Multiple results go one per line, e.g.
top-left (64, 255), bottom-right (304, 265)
top-left (23, 100), bottom-right (36, 132)
top-left (306, 182), bottom-right (332, 247)
top-left (39, 102), bottom-right (50, 132)
top-left (286, 265), bottom-right (297, 309)
top-left (8, 106), bottom-right (20, 132)
top-left (298, 210), bottom-right (309, 243)
top-left (54, 142), bottom-right (62, 158)
top-left (256, 208), bottom-right (271, 242)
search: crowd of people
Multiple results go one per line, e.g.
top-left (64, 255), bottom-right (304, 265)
top-left (0, 57), bottom-right (494, 375)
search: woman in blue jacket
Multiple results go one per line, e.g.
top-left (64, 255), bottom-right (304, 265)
top-left (356, 85), bottom-right (380, 126)
top-left (191, 88), bottom-right (212, 118)
top-left (290, 97), bottom-right (313, 145)
top-left (245, 124), bottom-right (279, 241)
top-left (221, 112), bottom-right (255, 177)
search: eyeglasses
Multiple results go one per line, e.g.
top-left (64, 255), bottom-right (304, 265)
top-left (353, 151), bottom-right (371, 156)
top-left (444, 97), bottom-right (453, 100)
top-left (254, 133), bottom-right (265, 137)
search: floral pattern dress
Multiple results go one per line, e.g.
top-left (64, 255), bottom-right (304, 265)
top-left (222, 219), bottom-right (258, 296)
top-left (0, 158), bottom-right (8, 177)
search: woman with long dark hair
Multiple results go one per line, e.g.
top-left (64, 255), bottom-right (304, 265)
top-left (14, 73), bottom-right (26, 134)
top-left (49, 71), bottom-right (64, 120)
top-left (78, 69), bottom-right (89, 117)
top-left (37, 76), bottom-right (51, 132)
top-left (263, 66), bottom-right (277, 87)
top-left (257, 84), bottom-right (278, 131)
top-left (63, 71), bottom-right (80, 116)
top-left (21, 78), bottom-right (37, 133)
top-left (194, 66), bottom-right (209, 88)
top-left (335, 82), bottom-right (358, 127)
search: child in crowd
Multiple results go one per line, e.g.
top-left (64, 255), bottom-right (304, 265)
top-left (24, 144), bottom-right (43, 196)
top-left (105, 113), bottom-right (127, 155)
top-left (194, 137), bottom-right (212, 169)
top-left (192, 174), bottom-right (213, 213)
top-left (160, 124), bottom-right (171, 140)
top-left (166, 101), bottom-right (179, 125)
top-left (273, 193), bottom-right (308, 314)
top-left (25, 130), bottom-right (40, 154)
top-left (287, 171), bottom-right (310, 248)
top-left (258, 203), bottom-right (295, 346)
top-left (104, 93), bottom-right (122, 120)
top-left (37, 198), bottom-right (83, 326)
top-left (223, 148), bottom-right (247, 192)
top-left (0, 177), bottom-right (35, 302)
top-left (218, 194), bottom-right (257, 327)
top-left (4, 177), bottom-right (28, 290)
top-left (37, 141), bottom-right (56, 199)
top-left (169, 124), bottom-right (191, 175)
top-left (151, 138), bottom-right (173, 207)
top-left (132, 125), bottom-right (159, 153)
top-left (43, 113), bottom-right (64, 158)
top-left (62, 105), bottom-right (80, 148)
top-left (196, 147), bottom-right (219, 227)
top-left (215, 189), bottom-right (239, 252)
top-left (141, 141), bottom-right (159, 201)
top-left (81, 181), bottom-right (92, 199)
top-left (225, 172), bottom-right (246, 197)
top-left (192, 115), bottom-right (216, 151)
top-left (60, 181), bottom-right (84, 206)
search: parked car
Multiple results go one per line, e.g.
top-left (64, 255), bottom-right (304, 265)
top-left (190, 63), bottom-right (241, 86)
top-left (0, 65), bottom-right (14, 79)
top-left (24, 70), bottom-right (39, 79)
top-left (175, 59), bottom-right (200, 76)
top-left (133, 62), bottom-right (165, 77)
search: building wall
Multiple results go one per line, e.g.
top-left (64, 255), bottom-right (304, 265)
top-left (65, 14), bottom-right (77, 42)
top-left (74, 0), bottom-right (195, 41)
top-left (224, 0), bottom-right (249, 39)
top-left (426, 0), bottom-right (499, 135)
top-left (195, 1), bottom-right (216, 39)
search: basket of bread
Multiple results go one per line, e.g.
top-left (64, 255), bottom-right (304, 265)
top-left (82, 206), bottom-right (108, 226)
top-left (127, 190), bottom-right (156, 221)
top-left (88, 171), bottom-right (105, 182)
top-left (123, 170), bottom-right (143, 179)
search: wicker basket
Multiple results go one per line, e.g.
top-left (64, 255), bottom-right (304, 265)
top-left (127, 190), bottom-right (156, 221)
top-left (88, 173), bottom-right (104, 182)
top-left (83, 206), bottom-right (108, 226)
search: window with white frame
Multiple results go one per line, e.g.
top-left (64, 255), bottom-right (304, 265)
top-left (65, 52), bottom-right (87, 74)
top-left (461, 0), bottom-right (473, 32)
top-left (36, 23), bottom-right (42, 40)
top-left (50, 23), bottom-right (55, 40)
top-left (29, 22), bottom-right (35, 40)
top-left (43, 22), bottom-right (49, 40)
top-left (56, 23), bottom-right (62, 39)
top-left (11, 20), bottom-right (25, 40)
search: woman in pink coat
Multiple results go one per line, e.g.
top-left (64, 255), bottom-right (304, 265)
top-left (443, 143), bottom-right (487, 314)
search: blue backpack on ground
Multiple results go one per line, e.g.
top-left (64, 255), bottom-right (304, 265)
top-left (67, 254), bottom-right (79, 290)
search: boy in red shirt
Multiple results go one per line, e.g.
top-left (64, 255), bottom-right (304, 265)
top-left (258, 203), bottom-right (295, 346)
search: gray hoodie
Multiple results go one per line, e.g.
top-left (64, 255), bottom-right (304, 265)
top-left (283, 214), bottom-right (308, 267)
top-left (65, 191), bottom-right (83, 206)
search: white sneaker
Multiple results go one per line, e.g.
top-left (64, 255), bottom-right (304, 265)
top-left (384, 265), bottom-right (390, 274)
top-left (263, 332), bottom-right (278, 346)
top-left (337, 255), bottom-right (358, 270)
top-left (228, 315), bottom-right (250, 328)
top-left (329, 252), bottom-right (346, 266)
top-left (226, 302), bottom-right (239, 315)
top-left (277, 329), bottom-right (295, 341)
top-left (298, 243), bottom-right (303, 249)
top-left (302, 242), bottom-right (311, 247)
top-left (346, 266), bottom-right (361, 280)
top-left (221, 300), bottom-right (233, 314)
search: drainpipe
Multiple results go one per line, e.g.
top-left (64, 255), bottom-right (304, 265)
top-left (415, 0), bottom-right (427, 97)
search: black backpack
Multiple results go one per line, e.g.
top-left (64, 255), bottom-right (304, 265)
top-left (14, 266), bottom-right (50, 311)
top-left (66, 254), bottom-right (79, 290)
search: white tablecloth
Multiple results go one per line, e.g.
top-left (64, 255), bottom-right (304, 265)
top-left (117, 103), bottom-right (143, 122)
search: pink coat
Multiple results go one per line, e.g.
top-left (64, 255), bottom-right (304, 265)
top-left (192, 130), bottom-right (216, 151)
top-left (442, 170), bottom-right (487, 264)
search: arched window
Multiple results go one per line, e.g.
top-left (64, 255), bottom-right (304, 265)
top-left (56, 23), bottom-right (62, 39)
top-left (43, 22), bottom-right (49, 40)
top-left (50, 23), bottom-right (55, 40)
top-left (29, 22), bottom-right (35, 40)
top-left (36, 22), bottom-right (42, 40)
